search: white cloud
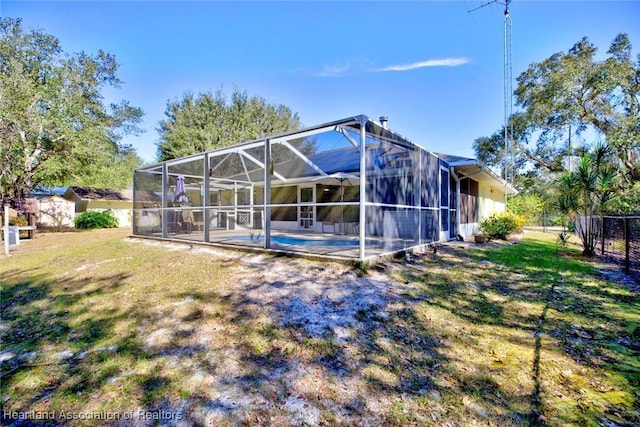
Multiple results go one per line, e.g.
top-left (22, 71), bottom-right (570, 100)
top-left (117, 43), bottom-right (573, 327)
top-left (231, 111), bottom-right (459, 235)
top-left (311, 57), bottom-right (469, 77)
top-left (313, 64), bottom-right (353, 77)
top-left (375, 57), bottom-right (470, 72)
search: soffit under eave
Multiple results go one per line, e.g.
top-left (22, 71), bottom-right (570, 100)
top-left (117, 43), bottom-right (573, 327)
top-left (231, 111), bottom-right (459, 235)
top-left (453, 165), bottom-right (518, 196)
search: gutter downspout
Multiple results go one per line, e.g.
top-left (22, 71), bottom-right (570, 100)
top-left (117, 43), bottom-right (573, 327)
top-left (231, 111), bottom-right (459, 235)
top-left (449, 166), bottom-right (461, 239)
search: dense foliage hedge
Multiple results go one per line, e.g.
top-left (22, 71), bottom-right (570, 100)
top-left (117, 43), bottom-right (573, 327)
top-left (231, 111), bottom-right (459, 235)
top-left (480, 212), bottom-right (525, 240)
top-left (9, 216), bottom-right (29, 226)
top-left (74, 210), bottom-right (119, 229)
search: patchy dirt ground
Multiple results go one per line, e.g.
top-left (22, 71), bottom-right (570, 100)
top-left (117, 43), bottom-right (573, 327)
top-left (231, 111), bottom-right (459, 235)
top-left (1, 229), bottom-right (638, 426)
top-left (131, 239), bottom-right (421, 426)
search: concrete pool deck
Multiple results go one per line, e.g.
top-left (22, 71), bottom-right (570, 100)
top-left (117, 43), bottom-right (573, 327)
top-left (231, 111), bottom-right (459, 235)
top-left (131, 229), bottom-right (421, 265)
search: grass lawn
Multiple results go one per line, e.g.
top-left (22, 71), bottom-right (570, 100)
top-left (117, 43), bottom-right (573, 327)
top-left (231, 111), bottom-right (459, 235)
top-left (1, 229), bottom-right (638, 426)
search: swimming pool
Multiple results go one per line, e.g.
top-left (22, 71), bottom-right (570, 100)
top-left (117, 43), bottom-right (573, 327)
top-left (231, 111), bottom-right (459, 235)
top-left (225, 234), bottom-right (361, 247)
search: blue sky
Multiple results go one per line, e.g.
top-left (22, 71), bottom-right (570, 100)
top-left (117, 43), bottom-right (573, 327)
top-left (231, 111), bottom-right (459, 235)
top-left (3, 1), bottom-right (639, 163)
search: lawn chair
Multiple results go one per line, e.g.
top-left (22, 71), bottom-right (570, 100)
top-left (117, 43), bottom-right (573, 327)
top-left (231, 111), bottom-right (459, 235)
top-left (236, 209), bottom-right (263, 241)
top-left (322, 206), bottom-right (343, 234)
top-left (181, 207), bottom-right (194, 234)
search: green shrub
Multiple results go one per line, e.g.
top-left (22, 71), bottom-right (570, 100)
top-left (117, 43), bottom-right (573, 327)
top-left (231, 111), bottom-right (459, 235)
top-left (557, 230), bottom-right (571, 248)
top-left (74, 210), bottom-right (119, 229)
top-left (480, 212), bottom-right (524, 240)
top-left (9, 216), bottom-right (29, 226)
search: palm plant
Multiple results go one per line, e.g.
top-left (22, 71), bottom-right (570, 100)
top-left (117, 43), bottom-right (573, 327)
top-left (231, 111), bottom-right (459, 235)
top-left (556, 144), bottom-right (616, 256)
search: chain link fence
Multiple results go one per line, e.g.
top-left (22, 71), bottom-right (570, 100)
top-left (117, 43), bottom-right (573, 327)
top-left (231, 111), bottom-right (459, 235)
top-left (599, 215), bottom-right (640, 277)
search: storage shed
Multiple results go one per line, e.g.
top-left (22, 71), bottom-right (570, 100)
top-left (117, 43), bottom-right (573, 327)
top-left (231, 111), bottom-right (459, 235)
top-left (34, 195), bottom-right (75, 228)
top-left (64, 187), bottom-right (133, 228)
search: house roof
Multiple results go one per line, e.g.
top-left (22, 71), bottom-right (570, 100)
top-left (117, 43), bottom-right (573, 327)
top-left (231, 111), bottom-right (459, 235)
top-left (134, 190), bottom-right (162, 203)
top-left (435, 153), bottom-right (477, 166)
top-left (268, 147), bottom-right (361, 181)
top-left (436, 153), bottom-right (518, 196)
top-left (309, 148), bottom-right (360, 174)
top-left (135, 115), bottom-right (515, 196)
top-left (32, 194), bottom-right (72, 202)
top-left (66, 186), bottom-right (132, 201)
top-left (30, 185), bottom-right (68, 197)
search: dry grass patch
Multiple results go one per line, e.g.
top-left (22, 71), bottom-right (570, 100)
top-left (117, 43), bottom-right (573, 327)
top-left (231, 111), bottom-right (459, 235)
top-left (1, 229), bottom-right (638, 426)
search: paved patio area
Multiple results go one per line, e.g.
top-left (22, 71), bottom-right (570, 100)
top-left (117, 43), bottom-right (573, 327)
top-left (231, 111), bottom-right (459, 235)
top-left (133, 228), bottom-right (419, 263)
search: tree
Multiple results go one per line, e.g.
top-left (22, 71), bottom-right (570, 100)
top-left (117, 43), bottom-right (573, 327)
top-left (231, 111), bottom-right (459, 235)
top-left (508, 193), bottom-right (544, 225)
top-left (557, 144), bottom-right (617, 256)
top-left (516, 34), bottom-right (638, 181)
top-left (472, 114), bottom-right (530, 180)
top-left (73, 145), bottom-right (142, 190)
top-left (474, 33), bottom-right (639, 211)
top-left (0, 18), bottom-right (143, 203)
top-left (156, 87), bottom-right (301, 161)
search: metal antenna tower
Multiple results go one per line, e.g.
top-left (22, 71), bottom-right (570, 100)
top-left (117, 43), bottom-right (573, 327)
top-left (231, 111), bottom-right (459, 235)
top-left (469, 0), bottom-right (513, 206)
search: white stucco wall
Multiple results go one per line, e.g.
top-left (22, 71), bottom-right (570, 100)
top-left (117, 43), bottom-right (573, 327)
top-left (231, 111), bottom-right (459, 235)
top-left (478, 183), bottom-right (506, 221)
top-left (456, 182), bottom-right (508, 240)
top-left (36, 196), bottom-right (75, 227)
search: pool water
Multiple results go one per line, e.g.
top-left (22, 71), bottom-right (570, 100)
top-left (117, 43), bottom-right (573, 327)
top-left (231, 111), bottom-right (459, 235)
top-left (227, 234), bottom-right (361, 247)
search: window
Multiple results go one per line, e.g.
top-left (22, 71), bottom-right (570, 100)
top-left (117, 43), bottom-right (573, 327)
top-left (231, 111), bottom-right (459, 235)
top-left (440, 169), bottom-right (449, 207)
top-left (271, 186), bottom-right (297, 221)
top-left (460, 178), bottom-right (479, 223)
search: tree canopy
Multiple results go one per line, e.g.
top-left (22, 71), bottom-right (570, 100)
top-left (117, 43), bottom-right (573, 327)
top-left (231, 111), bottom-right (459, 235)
top-left (156, 88), bottom-right (301, 161)
top-left (0, 18), bottom-right (143, 202)
top-left (474, 33), bottom-right (639, 213)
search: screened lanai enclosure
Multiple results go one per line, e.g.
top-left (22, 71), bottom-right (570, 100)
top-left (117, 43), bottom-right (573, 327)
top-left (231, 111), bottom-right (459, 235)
top-left (133, 115), bottom-right (496, 262)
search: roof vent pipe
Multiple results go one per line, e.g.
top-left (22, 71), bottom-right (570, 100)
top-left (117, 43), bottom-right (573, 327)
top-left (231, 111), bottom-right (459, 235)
top-left (379, 116), bottom-right (388, 129)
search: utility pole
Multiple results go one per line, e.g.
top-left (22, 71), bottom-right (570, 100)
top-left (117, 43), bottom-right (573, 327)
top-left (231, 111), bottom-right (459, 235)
top-left (469, 0), bottom-right (514, 207)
